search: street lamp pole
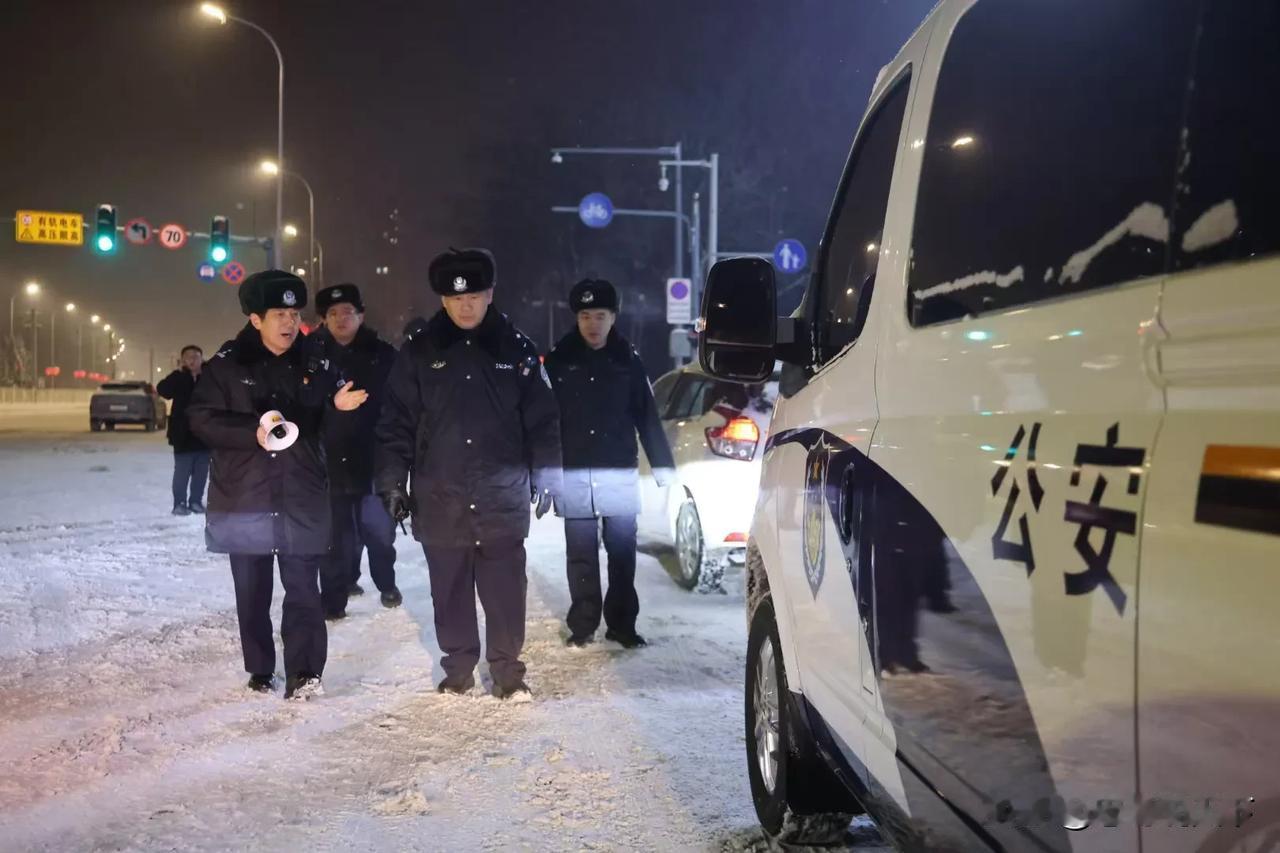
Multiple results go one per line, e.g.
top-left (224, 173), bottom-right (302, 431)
top-left (203, 5), bottom-right (284, 268)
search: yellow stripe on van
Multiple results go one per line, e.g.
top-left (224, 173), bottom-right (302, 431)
top-left (1201, 445), bottom-right (1280, 483)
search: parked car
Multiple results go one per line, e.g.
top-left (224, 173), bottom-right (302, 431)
top-left (699, 0), bottom-right (1280, 850)
top-left (90, 381), bottom-right (167, 432)
top-left (638, 364), bottom-right (779, 590)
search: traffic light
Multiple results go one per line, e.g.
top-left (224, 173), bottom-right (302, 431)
top-left (95, 204), bottom-right (117, 253)
top-left (210, 216), bottom-right (230, 263)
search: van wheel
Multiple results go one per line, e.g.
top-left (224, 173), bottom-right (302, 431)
top-left (746, 595), bottom-right (861, 844)
top-left (674, 500), bottom-right (705, 590)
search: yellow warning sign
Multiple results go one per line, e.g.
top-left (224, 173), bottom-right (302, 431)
top-left (15, 210), bottom-right (84, 246)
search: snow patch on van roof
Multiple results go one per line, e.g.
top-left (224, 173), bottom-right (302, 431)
top-left (1182, 199), bottom-right (1239, 253)
top-left (912, 265), bottom-right (1025, 302)
top-left (1059, 202), bottom-right (1168, 286)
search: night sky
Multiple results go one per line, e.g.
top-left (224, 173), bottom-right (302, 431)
top-left (1, 0), bottom-right (934, 378)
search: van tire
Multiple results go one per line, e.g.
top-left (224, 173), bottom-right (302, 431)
top-left (746, 594), bottom-right (861, 844)
top-left (674, 500), bottom-right (705, 590)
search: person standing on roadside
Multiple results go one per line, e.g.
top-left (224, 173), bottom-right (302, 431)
top-left (157, 345), bottom-right (210, 516)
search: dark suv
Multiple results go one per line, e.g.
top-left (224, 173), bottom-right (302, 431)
top-left (90, 381), bottom-right (167, 432)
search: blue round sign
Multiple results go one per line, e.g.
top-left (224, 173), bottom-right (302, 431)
top-left (773, 238), bottom-right (807, 273)
top-left (578, 193), bottom-right (614, 229)
top-left (197, 262), bottom-right (217, 282)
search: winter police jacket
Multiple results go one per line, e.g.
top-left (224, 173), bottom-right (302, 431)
top-left (374, 309), bottom-right (562, 548)
top-left (315, 325), bottom-right (398, 497)
top-left (188, 324), bottom-right (350, 556)
top-left (156, 367), bottom-right (207, 453)
top-left (544, 328), bottom-right (674, 519)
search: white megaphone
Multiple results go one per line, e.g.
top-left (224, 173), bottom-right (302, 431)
top-left (259, 410), bottom-right (299, 452)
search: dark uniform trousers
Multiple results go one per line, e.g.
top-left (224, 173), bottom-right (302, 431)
top-left (320, 494), bottom-right (397, 613)
top-left (565, 515), bottom-right (639, 638)
top-left (230, 554), bottom-right (327, 677)
top-left (423, 540), bottom-right (527, 688)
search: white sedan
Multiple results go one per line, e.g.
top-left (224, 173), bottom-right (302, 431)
top-left (638, 365), bottom-right (778, 591)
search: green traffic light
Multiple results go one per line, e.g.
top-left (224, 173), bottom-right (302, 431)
top-left (96, 235), bottom-right (114, 253)
top-left (211, 246), bottom-right (229, 263)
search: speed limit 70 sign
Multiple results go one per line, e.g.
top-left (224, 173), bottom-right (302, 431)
top-left (158, 223), bottom-right (187, 250)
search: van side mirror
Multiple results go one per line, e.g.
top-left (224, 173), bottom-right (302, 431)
top-left (698, 258), bottom-right (777, 382)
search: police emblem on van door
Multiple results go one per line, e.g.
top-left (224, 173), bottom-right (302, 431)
top-left (803, 440), bottom-right (829, 596)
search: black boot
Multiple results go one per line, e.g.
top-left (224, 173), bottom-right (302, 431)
top-left (172, 502), bottom-right (191, 516)
top-left (348, 582), bottom-right (364, 596)
top-left (436, 674), bottom-right (475, 695)
top-left (380, 587), bottom-right (403, 608)
top-left (247, 673), bottom-right (276, 693)
top-left (565, 633), bottom-right (594, 648)
top-left (187, 499), bottom-right (206, 514)
top-left (284, 673), bottom-right (324, 700)
top-left (605, 629), bottom-right (648, 649)
top-left (493, 681), bottom-right (532, 701)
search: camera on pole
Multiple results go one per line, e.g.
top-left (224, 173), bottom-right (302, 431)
top-left (95, 204), bottom-right (117, 253)
top-left (210, 216), bottom-right (231, 263)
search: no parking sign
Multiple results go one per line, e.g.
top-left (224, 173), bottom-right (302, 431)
top-left (221, 261), bottom-right (246, 285)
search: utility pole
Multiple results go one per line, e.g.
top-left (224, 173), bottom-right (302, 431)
top-left (29, 308), bottom-right (37, 393)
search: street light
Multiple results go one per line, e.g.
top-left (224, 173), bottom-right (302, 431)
top-left (283, 223), bottom-right (299, 238)
top-left (9, 281), bottom-right (40, 343)
top-left (261, 160), bottom-right (317, 287)
top-left (90, 314), bottom-right (100, 324)
top-left (203, 5), bottom-right (284, 267)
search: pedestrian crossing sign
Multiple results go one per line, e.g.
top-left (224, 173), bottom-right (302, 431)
top-left (15, 210), bottom-right (84, 246)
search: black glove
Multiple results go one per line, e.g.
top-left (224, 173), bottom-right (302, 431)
top-left (533, 489), bottom-right (554, 520)
top-left (381, 488), bottom-right (413, 527)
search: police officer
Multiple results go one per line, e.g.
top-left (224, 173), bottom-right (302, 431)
top-left (544, 279), bottom-right (675, 649)
top-left (313, 283), bottom-right (403, 618)
top-left (375, 248), bottom-right (561, 699)
top-left (188, 270), bottom-right (367, 700)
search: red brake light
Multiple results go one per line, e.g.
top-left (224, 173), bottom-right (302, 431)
top-left (723, 417), bottom-right (759, 443)
top-left (706, 416), bottom-right (760, 460)
top-left (724, 532), bottom-right (748, 543)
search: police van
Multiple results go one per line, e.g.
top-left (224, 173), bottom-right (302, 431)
top-left (697, 1), bottom-right (1279, 850)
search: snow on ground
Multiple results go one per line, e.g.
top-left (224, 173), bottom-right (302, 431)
top-left (0, 404), bottom-right (887, 852)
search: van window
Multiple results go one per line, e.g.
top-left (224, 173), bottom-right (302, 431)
top-left (1173, 0), bottom-right (1280, 271)
top-left (907, 0), bottom-right (1200, 327)
top-left (815, 74), bottom-right (911, 364)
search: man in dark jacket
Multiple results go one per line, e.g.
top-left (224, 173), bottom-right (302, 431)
top-left (314, 283), bottom-right (402, 618)
top-left (545, 279), bottom-right (675, 649)
top-left (157, 344), bottom-right (209, 516)
top-left (188, 270), bottom-right (368, 700)
top-left (375, 248), bottom-right (561, 700)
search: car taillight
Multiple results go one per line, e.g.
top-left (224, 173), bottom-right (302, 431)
top-left (724, 532), bottom-right (747, 543)
top-left (706, 416), bottom-right (760, 460)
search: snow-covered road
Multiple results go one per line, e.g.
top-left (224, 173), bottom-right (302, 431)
top-left (0, 407), bottom-right (886, 852)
